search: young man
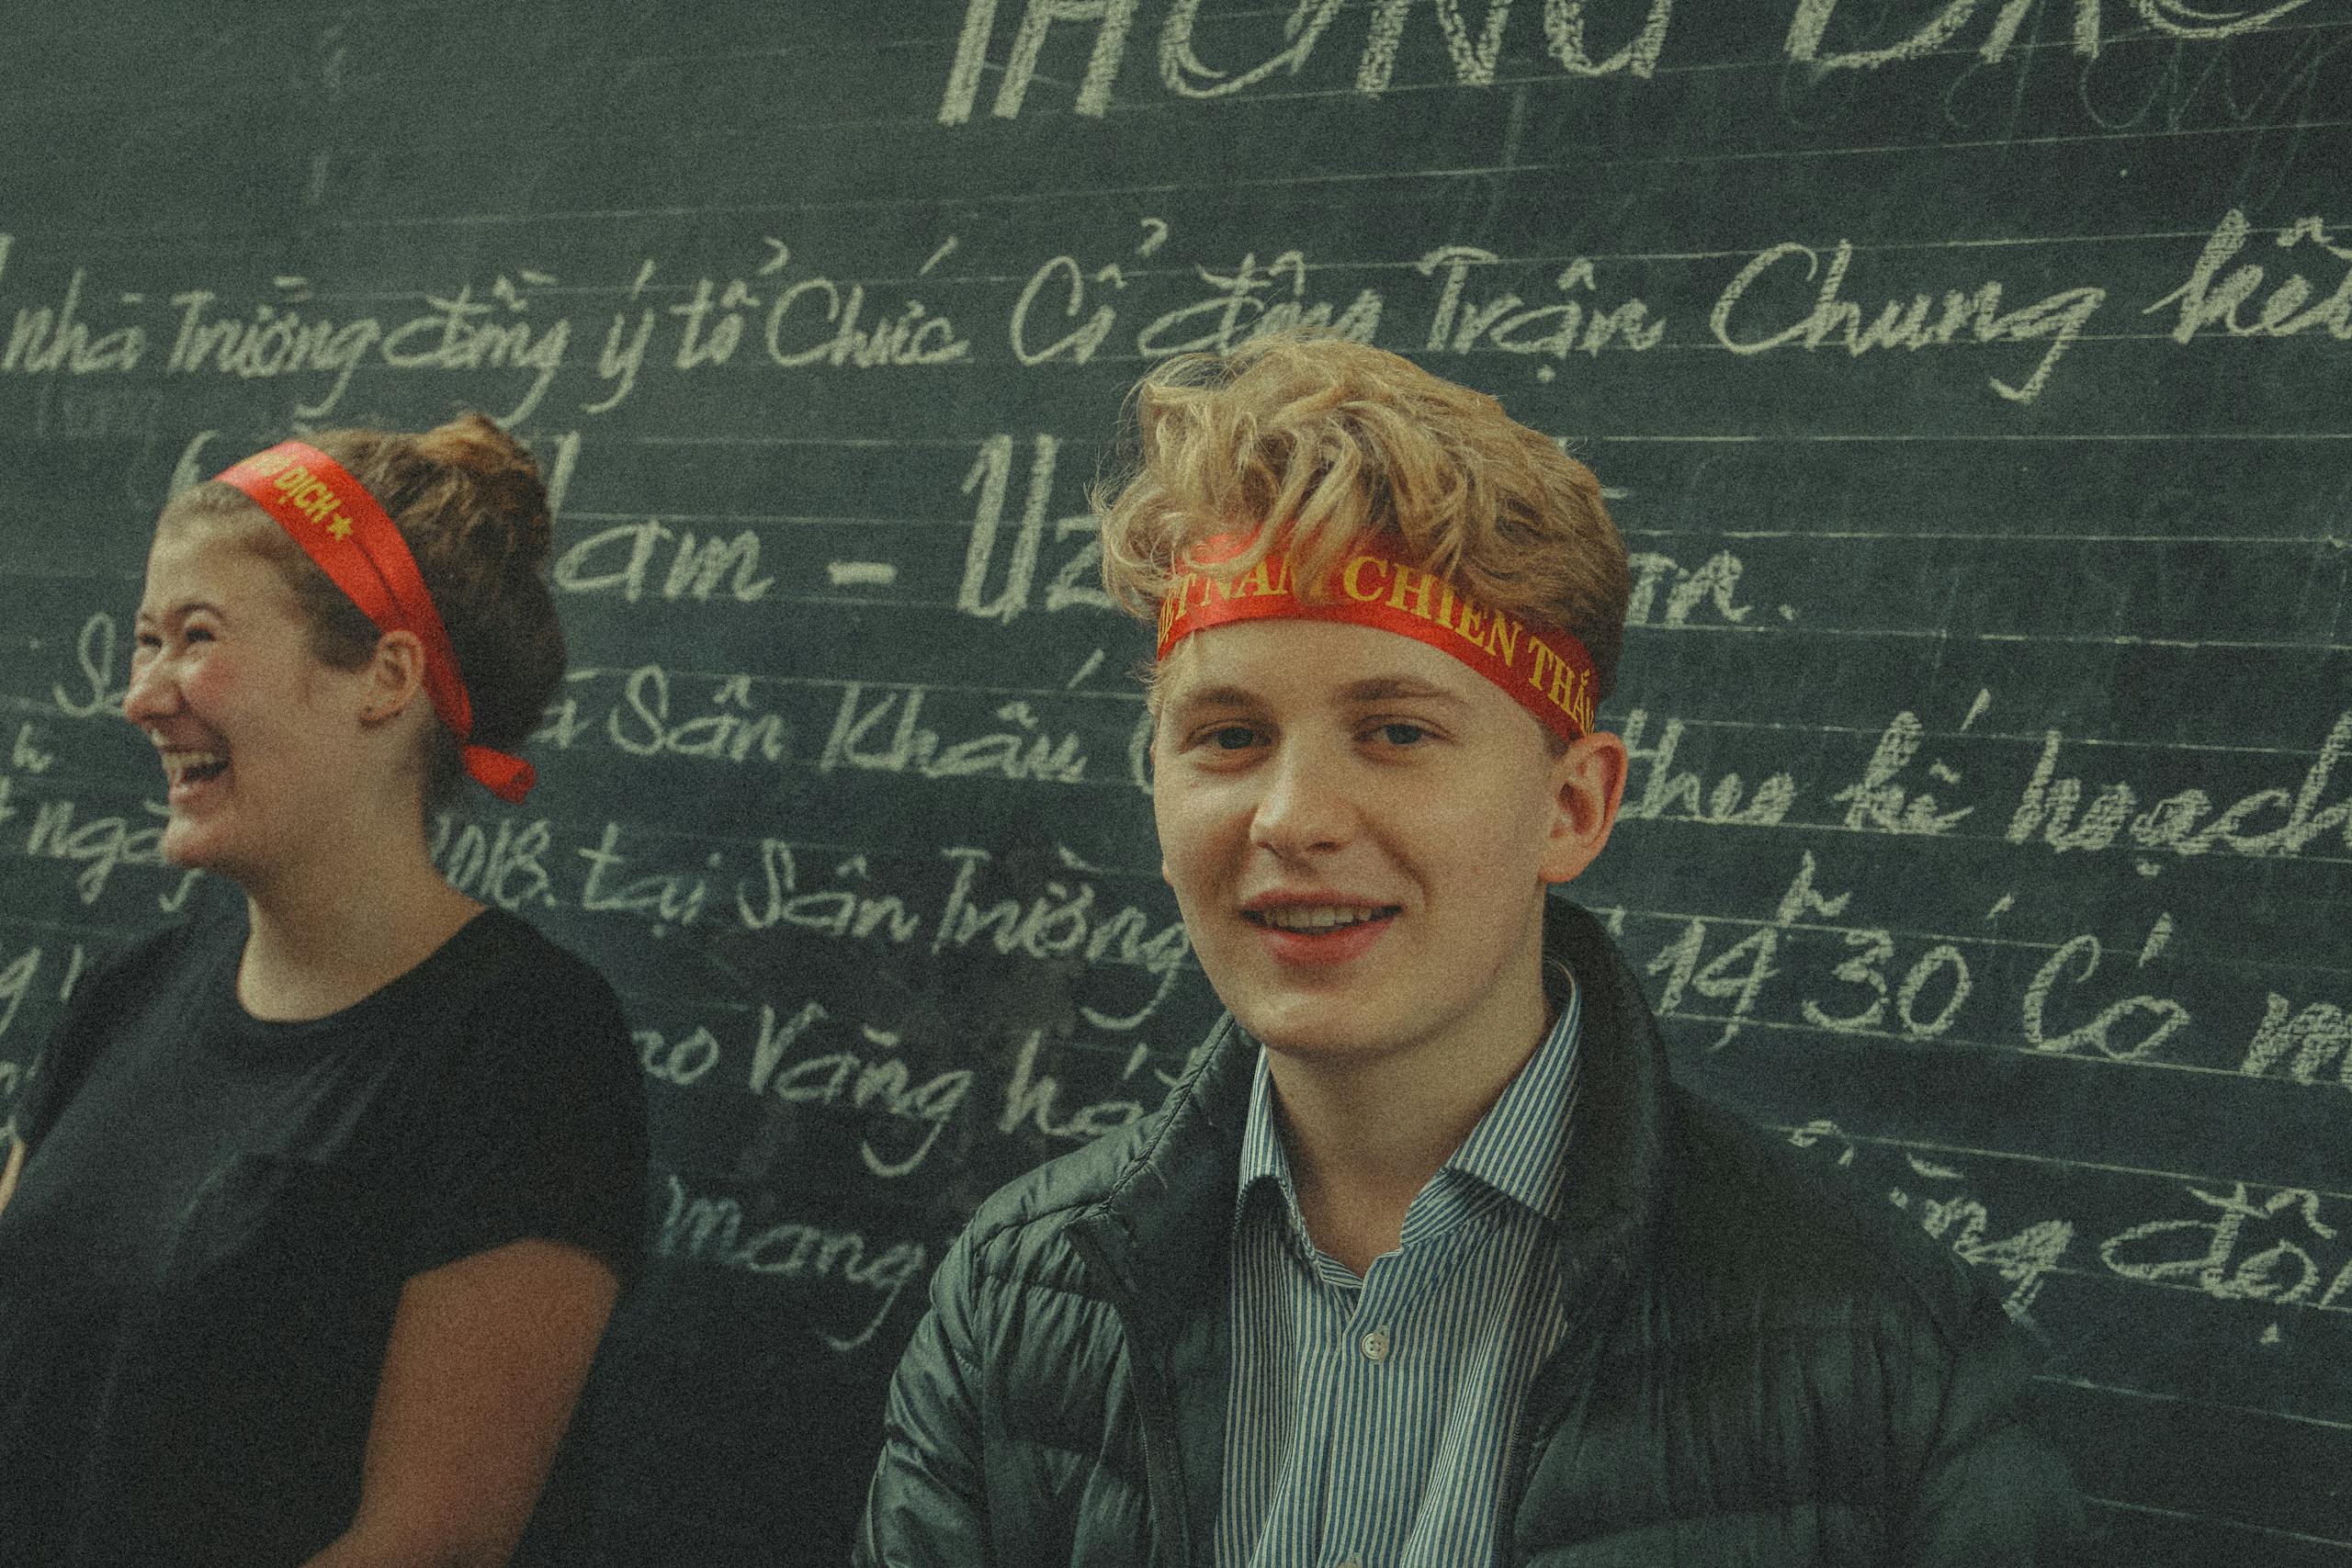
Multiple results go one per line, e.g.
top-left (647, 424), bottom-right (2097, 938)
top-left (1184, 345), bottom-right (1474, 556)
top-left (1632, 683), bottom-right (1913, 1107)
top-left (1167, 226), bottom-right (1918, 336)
top-left (860, 335), bottom-right (2084, 1565)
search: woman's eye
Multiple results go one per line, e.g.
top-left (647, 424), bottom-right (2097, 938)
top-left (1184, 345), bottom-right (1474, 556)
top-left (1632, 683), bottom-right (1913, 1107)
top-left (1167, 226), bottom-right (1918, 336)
top-left (1372, 722), bottom-right (1429, 746)
top-left (1208, 725), bottom-right (1259, 750)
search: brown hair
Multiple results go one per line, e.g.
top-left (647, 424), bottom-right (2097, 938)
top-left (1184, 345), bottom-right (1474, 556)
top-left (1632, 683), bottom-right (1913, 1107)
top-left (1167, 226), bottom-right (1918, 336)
top-left (162, 413), bottom-right (565, 812)
top-left (1095, 333), bottom-right (1630, 715)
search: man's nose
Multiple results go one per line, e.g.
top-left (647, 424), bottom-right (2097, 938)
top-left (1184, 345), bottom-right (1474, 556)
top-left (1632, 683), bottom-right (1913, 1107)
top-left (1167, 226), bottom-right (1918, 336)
top-left (1248, 740), bottom-right (1356, 858)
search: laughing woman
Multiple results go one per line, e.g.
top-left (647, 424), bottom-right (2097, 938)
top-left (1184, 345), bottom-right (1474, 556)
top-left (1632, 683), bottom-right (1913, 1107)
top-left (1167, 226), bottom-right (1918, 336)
top-left (0, 419), bottom-right (647, 1568)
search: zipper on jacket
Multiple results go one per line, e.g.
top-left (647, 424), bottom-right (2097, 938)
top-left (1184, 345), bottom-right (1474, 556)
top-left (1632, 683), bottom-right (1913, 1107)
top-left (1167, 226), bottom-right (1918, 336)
top-left (1066, 1223), bottom-right (1201, 1568)
top-left (1498, 1251), bottom-right (1628, 1562)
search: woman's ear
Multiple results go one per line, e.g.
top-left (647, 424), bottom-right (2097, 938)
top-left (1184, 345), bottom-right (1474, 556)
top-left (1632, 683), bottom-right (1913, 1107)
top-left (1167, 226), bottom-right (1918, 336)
top-left (360, 628), bottom-right (429, 725)
top-left (1540, 728), bottom-right (1628, 886)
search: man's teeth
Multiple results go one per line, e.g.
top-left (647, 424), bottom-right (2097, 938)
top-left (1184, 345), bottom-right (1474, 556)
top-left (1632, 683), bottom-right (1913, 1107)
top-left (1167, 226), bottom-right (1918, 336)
top-left (162, 750), bottom-right (227, 785)
top-left (1256, 905), bottom-right (1389, 932)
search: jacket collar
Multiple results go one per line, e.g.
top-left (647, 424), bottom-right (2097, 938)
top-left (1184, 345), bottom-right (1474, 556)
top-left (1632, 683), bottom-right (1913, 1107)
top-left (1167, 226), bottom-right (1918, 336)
top-left (1541, 900), bottom-right (1670, 1265)
top-left (1068, 1010), bottom-right (1255, 1565)
top-left (1076, 893), bottom-right (1677, 1322)
top-left (1079, 1007), bottom-right (1257, 1314)
top-left (1091, 902), bottom-right (1683, 1259)
top-left (1067, 897), bottom-right (1675, 1558)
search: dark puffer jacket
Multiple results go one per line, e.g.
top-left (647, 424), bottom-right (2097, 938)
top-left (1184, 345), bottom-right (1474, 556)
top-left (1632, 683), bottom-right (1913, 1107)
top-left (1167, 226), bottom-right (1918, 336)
top-left (860, 902), bottom-right (2086, 1565)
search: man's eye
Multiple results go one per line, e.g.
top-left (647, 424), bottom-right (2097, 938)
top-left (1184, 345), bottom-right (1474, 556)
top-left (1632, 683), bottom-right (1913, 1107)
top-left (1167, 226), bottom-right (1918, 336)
top-left (1372, 722), bottom-right (1429, 746)
top-left (1208, 725), bottom-right (1259, 750)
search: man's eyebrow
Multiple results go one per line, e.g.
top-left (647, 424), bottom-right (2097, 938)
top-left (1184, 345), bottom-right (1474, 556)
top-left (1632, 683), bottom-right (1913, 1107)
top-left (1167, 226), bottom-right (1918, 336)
top-left (1338, 676), bottom-right (1470, 706)
top-left (1162, 683), bottom-right (1262, 716)
top-left (1165, 677), bottom-right (1473, 714)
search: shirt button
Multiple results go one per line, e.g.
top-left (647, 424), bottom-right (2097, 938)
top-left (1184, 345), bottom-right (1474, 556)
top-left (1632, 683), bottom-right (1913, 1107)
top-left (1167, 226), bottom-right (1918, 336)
top-left (1360, 1328), bottom-right (1391, 1362)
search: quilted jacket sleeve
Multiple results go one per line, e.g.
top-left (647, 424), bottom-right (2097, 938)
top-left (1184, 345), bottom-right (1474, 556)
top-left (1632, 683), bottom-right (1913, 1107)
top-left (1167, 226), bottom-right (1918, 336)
top-left (857, 1229), bottom-right (996, 1568)
top-left (1904, 1290), bottom-right (2089, 1564)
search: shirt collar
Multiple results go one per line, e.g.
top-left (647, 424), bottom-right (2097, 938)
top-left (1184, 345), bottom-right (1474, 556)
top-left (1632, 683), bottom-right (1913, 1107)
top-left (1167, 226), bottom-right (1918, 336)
top-left (1442, 959), bottom-right (1580, 1229)
top-left (1230, 958), bottom-right (1582, 1243)
top-left (1233, 1048), bottom-right (1310, 1252)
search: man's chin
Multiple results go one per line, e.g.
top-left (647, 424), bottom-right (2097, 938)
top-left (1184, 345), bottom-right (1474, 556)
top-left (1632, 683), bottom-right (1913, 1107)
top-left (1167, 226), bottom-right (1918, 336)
top-left (1244, 1014), bottom-right (1390, 1066)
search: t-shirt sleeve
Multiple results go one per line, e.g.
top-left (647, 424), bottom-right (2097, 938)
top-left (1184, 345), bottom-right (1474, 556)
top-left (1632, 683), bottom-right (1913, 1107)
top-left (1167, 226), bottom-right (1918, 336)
top-left (11, 926), bottom-right (193, 1150)
top-left (401, 942), bottom-right (650, 1289)
top-left (12, 985), bottom-right (101, 1151)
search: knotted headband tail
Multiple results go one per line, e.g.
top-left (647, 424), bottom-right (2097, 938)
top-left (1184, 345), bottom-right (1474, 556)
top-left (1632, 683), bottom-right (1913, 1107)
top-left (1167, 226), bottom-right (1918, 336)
top-left (1157, 533), bottom-right (1599, 744)
top-left (211, 440), bottom-right (537, 803)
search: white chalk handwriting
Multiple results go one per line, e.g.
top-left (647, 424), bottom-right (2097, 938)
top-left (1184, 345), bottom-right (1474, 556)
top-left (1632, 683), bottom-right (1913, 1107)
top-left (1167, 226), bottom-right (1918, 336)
top-left (8, 210), bottom-right (2346, 419)
top-left (653, 1173), bottom-right (928, 1352)
top-left (936, 0), bottom-right (2314, 122)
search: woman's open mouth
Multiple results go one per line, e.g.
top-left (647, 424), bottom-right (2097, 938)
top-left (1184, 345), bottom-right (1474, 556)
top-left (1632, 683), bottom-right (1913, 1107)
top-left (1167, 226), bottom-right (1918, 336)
top-left (161, 750), bottom-right (229, 800)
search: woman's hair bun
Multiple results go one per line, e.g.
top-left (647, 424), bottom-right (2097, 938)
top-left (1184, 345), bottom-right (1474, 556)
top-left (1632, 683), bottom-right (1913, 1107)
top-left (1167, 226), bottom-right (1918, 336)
top-left (410, 412), bottom-right (556, 575)
top-left (290, 414), bottom-right (571, 807)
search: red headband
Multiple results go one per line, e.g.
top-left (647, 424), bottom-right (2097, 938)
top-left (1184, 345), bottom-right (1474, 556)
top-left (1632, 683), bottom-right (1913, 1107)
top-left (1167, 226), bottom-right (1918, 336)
top-left (211, 440), bottom-right (536, 804)
top-left (1157, 534), bottom-right (1599, 744)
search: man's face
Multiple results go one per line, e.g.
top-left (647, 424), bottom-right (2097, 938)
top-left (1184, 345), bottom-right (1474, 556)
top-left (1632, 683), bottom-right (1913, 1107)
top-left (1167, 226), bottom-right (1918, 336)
top-left (1151, 617), bottom-right (1615, 1074)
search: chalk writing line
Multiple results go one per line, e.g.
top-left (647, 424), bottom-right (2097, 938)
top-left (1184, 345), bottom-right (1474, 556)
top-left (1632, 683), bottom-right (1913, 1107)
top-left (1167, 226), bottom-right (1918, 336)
top-left (1774, 1123), bottom-right (2352, 1212)
top-left (2086, 1497), bottom-right (2351, 1551)
top-left (2039, 1373), bottom-right (2352, 1436)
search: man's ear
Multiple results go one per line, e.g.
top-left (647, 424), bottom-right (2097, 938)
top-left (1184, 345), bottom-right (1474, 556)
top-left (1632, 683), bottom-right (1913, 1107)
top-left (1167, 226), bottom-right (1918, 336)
top-left (360, 628), bottom-right (429, 726)
top-left (1540, 729), bottom-right (1627, 886)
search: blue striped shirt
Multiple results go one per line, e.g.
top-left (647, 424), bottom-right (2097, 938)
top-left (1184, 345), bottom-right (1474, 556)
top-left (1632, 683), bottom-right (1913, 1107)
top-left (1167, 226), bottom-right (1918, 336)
top-left (1216, 968), bottom-right (1583, 1568)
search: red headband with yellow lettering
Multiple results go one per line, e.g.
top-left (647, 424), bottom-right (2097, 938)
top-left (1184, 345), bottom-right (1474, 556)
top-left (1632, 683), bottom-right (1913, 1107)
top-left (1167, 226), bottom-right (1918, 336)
top-left (1157, 534), bottom-right (1598, 743)
top-left (212, 440), bottom-right (536, 804)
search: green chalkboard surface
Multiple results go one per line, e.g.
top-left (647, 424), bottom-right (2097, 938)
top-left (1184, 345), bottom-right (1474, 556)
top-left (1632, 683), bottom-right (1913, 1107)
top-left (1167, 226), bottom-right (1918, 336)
top-left (4, 4), bottom-right (2348, 1562)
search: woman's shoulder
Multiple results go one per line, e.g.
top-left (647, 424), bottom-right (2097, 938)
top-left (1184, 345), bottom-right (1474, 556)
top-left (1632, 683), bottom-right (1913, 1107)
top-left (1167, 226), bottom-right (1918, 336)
top-left (444, 907), bottom-right (616, 993)
top-left (422, 909), bottom-right (634, 1073)
top-left (399, 908), bottom-right (613, 1018)
top-left (404, 912), bottom-right (647, 1249)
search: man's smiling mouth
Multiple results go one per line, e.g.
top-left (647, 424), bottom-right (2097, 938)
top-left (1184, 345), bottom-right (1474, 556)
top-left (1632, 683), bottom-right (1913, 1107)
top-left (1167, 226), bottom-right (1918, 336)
top-left (1246, 905), bottom-right (1399, 932)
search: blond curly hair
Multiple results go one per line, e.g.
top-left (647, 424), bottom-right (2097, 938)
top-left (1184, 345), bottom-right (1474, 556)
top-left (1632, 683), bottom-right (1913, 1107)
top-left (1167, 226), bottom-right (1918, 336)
top-left (1094, 333), bottom-right (1630, 710)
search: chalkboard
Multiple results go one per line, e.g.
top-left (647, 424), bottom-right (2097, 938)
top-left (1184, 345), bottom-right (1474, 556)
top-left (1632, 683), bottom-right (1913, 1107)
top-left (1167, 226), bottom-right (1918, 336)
top-left (3, 3), bottom-right (2348, 1562)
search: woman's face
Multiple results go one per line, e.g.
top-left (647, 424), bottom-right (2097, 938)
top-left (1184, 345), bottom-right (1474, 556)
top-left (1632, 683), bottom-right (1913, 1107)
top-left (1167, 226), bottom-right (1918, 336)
top-left (122, 516), bottom-right (381, 886)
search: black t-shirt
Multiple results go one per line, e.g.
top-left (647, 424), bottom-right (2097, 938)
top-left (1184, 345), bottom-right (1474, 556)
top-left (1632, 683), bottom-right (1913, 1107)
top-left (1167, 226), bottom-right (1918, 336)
top-left (0, 906), bottom-right (649, 1568)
